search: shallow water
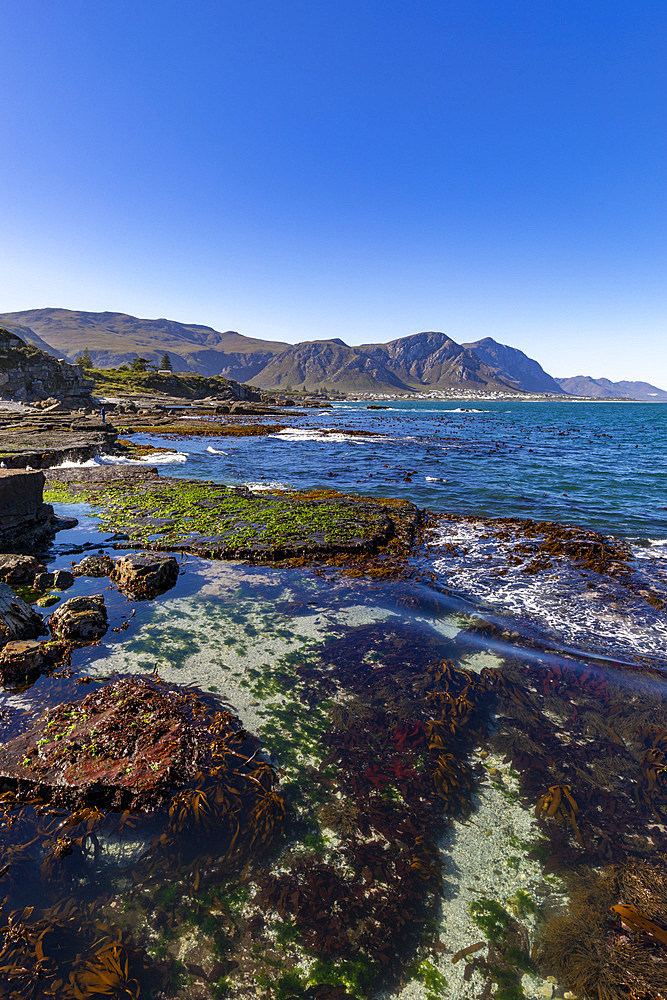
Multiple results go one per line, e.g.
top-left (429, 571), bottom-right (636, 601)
top-left (2, 401), bottom-right (667, 999)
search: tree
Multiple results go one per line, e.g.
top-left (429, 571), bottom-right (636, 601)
top-left (130, 357), bottom-right (151, 373)
top-left (160, 353), bottom-right (173, 371)
top-left (76, 347), bottom-right (93, 369)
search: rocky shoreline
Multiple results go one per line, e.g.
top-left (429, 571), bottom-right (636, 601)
top-left (0, 392), bottom-right (665, 1000)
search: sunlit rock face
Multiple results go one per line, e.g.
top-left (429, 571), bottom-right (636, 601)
top-left (0, 327), bottom-right (92, 404)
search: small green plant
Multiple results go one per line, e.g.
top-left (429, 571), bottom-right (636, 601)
top-left (507, 889), bottom-right (540, 918)
top-left (469, 898), bottom-right (510, 941)
top-left (414, 958), bottom-right (448, 998)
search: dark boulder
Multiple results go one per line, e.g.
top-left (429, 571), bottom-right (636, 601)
top-left (53, 569), bottom-right (74, 589)
top-left (0, 639), bottom-right (47, 686)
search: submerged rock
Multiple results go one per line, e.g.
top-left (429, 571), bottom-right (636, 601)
top-left (72, 553), bottom-right (115, 577)
top-left (110, 552), bottom-right (179, 599)
top-left (0, 638), bottom-right (47, 686)
top-left (0, 581), bottom-right (46, 648)
top-left (0, 675), bottom-right (282, 814)
top-left (49, 594), bottom-right (108, 643)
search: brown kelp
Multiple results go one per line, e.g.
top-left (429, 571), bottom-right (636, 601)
top-left (0, 674), bottom-right (286, 998)
top-left (538, 861), bottom-right (667, 1000)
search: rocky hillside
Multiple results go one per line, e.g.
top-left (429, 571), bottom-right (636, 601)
top-left (463, 337), bottom-right (565, 394)
top-left (0, 309), bottom-right (287, 379)
top-left (248, 340), bottom-right (408, 393)
top-left (360, 331), bottom-right (518, 391)
top-left (0, 329), bottom-right (93, 405)
top-left (244, 332), bottom-right (519, 393)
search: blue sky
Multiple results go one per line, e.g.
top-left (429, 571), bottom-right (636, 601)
top-left (1, 1), bottom-right (665, 383)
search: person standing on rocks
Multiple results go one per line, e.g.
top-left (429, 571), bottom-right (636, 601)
top-left (100, 406), bottom-right (106, 423)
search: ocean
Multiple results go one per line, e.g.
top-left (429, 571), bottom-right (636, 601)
top-left (136, 398), bottom-right (667, 539)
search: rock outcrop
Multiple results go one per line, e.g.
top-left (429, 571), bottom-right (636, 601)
top-left (0, 581), bottom-right (46, 648)
top-left (111, 552), bottom-right (179, 599)
top-left (49, 595), bottom-right (108, 644)
top-left (0, 328), bottom-right (93, 404)
top-left (0, 470), bottom-right (62, 552)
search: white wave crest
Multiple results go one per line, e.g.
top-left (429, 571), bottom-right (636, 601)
top-left (53, 451), bottom-right (188, 469)
top-left (244, 481), bottom-right (290, 491)
top-left (206, 446), bottom-right (228, 455)
top-left (270, 428), bottom-right (363, 443)
top-left (428, 519), bottom-right (667, 662)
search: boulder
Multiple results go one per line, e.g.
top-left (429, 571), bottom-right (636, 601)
top-left (49, 595), bottom-right (108, 643)
top-left (71, 554), bottom-right (114, 577)
top-left (0, 676), bottom-right (272, 813)
top-left (0, 582), bottom-right (47, 648)
top-left (53, 569), bottom-right (74, 590)
top-left (35, 568), bottom-right (74, 590)
top-left (111, 552), bottom-right (179, 599)
top-left (0, 639), bottom-right (47, 686)
top-left (0, 554), bottom-right (44, 585)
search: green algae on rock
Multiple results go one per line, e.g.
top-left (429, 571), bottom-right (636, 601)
top-left (44, 478), bottom-right (421, 567)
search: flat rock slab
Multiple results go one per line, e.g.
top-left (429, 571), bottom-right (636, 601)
top-left (45, 464), bottom-right (160, 485)
top-left (49, 594), bottom-right (108, 644)
top-left (0, 581), bottom-right (46, 648)
top-left (44, 478), bottom-right (420, 566)
top-left (0, 676), bottom-right (260, 811)
top-left (111, 552), bottom-right (179, 599)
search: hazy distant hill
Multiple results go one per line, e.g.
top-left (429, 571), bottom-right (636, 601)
top-left (0, 308), bottom-right (287, 379)
top-left (556, 375), bottom-right (667, 400)
top-left (463, 337), bottom-right (565, 394)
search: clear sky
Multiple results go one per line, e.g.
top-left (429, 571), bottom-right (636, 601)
top-left (1, 1), bottom-right (665, 384)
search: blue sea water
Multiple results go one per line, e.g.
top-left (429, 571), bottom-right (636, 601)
top-left (135, 399), bottom-right (667, 541)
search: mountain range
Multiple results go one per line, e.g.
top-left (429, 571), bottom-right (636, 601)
top-left (0, 308), bottom-right (665, 400)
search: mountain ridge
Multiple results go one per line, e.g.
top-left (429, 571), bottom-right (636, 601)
top-left (0, 308), bottom-right (664, 399)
